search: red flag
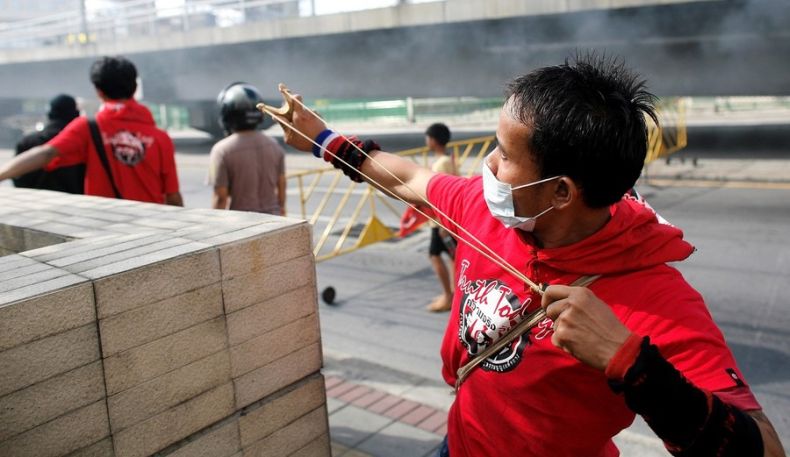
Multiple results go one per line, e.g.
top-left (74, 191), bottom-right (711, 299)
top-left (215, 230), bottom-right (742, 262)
top-left (398, 205), bottom-right (435, 237)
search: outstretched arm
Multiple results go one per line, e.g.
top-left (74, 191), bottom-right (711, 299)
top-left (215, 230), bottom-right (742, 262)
top-left (279, 95), bottom-right (435, 206)
top-left (541, 285), bottom-right (785, 457)
top-left (0, 144), bottom-right (58, 181)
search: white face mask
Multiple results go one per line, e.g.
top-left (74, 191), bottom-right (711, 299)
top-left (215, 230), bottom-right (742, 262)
top-left (482, 158), bottom-right (558, 231)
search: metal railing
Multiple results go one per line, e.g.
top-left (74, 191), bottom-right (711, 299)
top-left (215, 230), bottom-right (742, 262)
top-left (1, 0), bottom-right (299, 49)
top-left (0, 0), bottom-right (439, 50)
top-left (287, 135), bottom-right (494, 262)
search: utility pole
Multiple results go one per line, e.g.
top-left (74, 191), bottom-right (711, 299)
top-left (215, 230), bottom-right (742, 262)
top-left (79, 0), bottom-right (89, 44)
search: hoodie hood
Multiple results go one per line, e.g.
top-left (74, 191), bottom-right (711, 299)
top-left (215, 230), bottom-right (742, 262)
top-left (97, 99), bottom-right (156, 125)
top-left (537, 196), bottom-right (695, 275)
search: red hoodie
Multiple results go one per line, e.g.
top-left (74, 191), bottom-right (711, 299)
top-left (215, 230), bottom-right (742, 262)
top-left (427, 174), bottom-right (758, 457)
top-left (47, 99), bottom-right (179, 203)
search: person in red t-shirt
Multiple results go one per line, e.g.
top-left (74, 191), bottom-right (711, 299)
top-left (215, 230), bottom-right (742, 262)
top-left (0, 56), bottom-right (183, 206)
top-left (278, 55), bottom-right (785, 457)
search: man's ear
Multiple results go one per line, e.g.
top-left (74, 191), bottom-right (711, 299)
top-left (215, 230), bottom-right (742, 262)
top-left (95, 89), bottom-right (108, 102)
top-left (551, 177), bottom-right (579, 209)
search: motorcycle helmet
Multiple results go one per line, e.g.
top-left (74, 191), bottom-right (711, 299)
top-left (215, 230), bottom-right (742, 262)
top-left (217, 82), bottom-right (264, 134)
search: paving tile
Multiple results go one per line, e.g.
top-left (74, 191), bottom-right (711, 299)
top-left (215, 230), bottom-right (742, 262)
top-left (92, 249), bottom-right (220, 319)
top-left (219, 223), bottom-right (311, 279)
top-left (79, 241), bottom-right (211, 280)
top-left (0, 262), bottom-right (52, 281)
top-left (0, 274), bottom-right (88, 306)
top-left (350, 390), bottom-right (388, 409)
top-left (355, 421), bottom-right (443, 457)
top-left (226, 285), bottom-right (316, 347)
top-left (0, 400), bottom-right (110, 457)
top-left (99, 282), bottom-right (223, 356)
top-left (166, 420), bottom-right (240, 457)
top-left (324, 376), bottom-right (343, 390)
top-left (0, 281), bottom-right (94, 352)
top-left (45, 233), bottom-right (173, 266)
top-left (64, 437), bottom-right (114, 457)
top-left (0, 267), bottom-right (71, 293)
top-left (337, 385), bottom-right (372, 403)
top-left (107, 350), bottom-right (231, 432)
top-left (434, 422), bottom-right (447, 436)
top-left (326, 397), bottom-right (347, 414)
top-left (229, 313), bottom-right (320, 378)
top-left (21, 233), bottom-right (145, 261)
top-left (331, 441), bottom-right (350, 456)
top-left (289, 432), bottom-right (331, 457)
top-left (366, 394), bottom-right (402, 415)
top-left (24, 222), bottom-right (100, 239)
top-left (399, 405), bottom-right (436, 426)
top-left (327, 404), bottom-right (392, 449)
top-left (233, 342), bottom-right (322, 409)
top-left (198, 220), bottom-right (295, 246)
top-left (396, 384), bottom-right (454, 411)
top-left (62, 238), bottom-right (193, 273)
top-left (103, 317), bottom-right (227, 395)
top-left (0, 255), bottom-right (40, 273)
top-left (0, 361), bottom-right (105, 442)
top-left (381, 399), bottom-right (420, 420)
top-left (128, 217), bottom-right (195, 230)
top-left (0, 324), bottom-right (100, 397)
top-left (238, 374), bottom-right (326, 447)
top-left (242, 407), bottom-right (328, 457)
top-left (415, 409), bottom-right (447, 434)
top-left (326, 381), bottom-right (359, 399)
top-left (221, 254), bottom-right (315, 313)
top-left (112, 383), bottom-right (234, 457)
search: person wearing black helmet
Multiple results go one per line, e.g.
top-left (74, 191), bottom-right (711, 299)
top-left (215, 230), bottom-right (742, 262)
top-left (209, 82), bottom-right (286, 215)
top-left (13, 94), bottom-right (84, 193)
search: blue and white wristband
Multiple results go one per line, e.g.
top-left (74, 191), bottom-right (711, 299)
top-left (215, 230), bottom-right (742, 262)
top-left (312, 129), bottom-right (338, 158)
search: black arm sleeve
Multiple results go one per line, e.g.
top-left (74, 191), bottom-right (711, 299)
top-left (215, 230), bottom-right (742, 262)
top-left (608, 337), bottom-right (764, 457)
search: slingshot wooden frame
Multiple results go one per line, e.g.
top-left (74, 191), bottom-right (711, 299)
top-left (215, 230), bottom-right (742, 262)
top-left (256, 83), bottom-right (295, 122)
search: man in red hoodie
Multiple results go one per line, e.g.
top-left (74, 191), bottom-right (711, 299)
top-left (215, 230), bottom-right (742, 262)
top-left (280, 55), bottom-right (784, 456)
top-left (0, 56), bottom-right (182, 206)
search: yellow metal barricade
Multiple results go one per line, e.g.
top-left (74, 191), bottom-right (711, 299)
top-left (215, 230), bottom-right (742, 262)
top-left (287, 136), bottom-right (495, 262)
top-left (645, 97), bottom-right (689, 164)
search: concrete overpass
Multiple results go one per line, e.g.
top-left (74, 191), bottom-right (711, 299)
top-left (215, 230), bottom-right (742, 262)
top-left (0, 0), bottom-right (788, 134)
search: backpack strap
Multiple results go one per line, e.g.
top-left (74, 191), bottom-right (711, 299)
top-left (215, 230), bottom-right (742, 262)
top-left (455, 274), bottom-right (601, 392)
top-left (87, 118), bottom-right (122, 199)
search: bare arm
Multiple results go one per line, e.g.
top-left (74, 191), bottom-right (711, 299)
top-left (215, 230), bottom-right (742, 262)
top-left (0, 144), bottom-right (58, 181)
top-left (281, 95), bottom-right (435, 205)
top-left (747, 410), bottom-right (785, 457)
top-left (165, 191), bottom-right (184, 207)
top-left (212, 186), bottom-right (229, 210)
top-left (277, 173), bottom-right (286, 215)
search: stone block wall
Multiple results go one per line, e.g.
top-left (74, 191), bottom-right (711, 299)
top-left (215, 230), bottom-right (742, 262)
top-left (0, 188), bottom-right (330, 457)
